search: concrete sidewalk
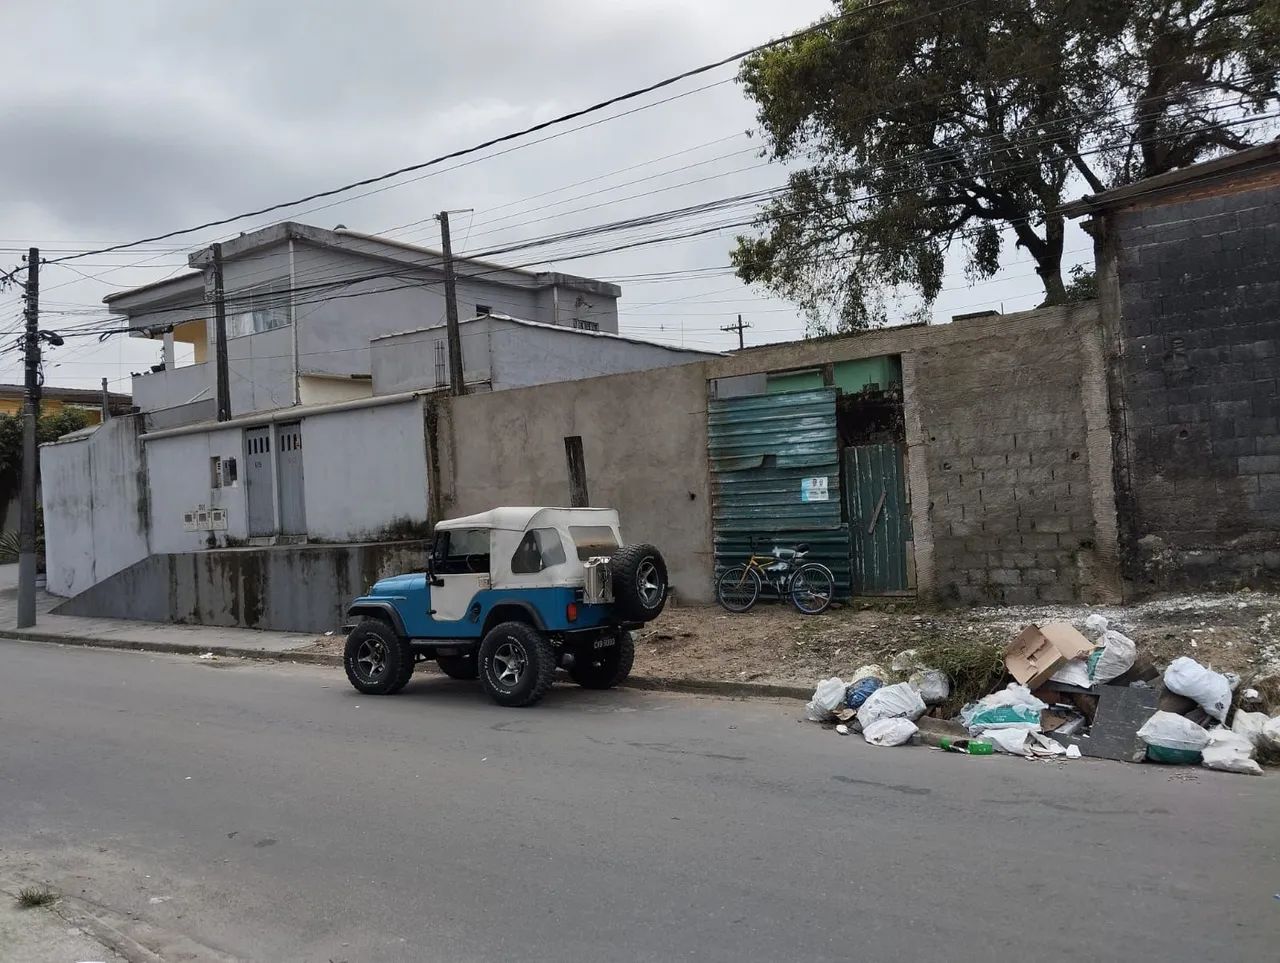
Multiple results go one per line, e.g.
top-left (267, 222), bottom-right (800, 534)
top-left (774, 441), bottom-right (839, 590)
top-left (0, 564), bottom-right (329, 663)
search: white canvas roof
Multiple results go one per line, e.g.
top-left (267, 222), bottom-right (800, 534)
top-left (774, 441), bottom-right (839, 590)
top-left (437, 507), bottom-right (620, 533)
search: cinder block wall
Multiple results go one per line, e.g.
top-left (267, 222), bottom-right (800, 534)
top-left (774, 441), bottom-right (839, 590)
top-left (909, 306), bottom-right (1116, 604)
top-left (1104, 173), bottom-right (1280, 590)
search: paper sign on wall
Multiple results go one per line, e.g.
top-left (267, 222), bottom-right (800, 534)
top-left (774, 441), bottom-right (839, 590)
top-left (800, 476), bottom-right (829, 502)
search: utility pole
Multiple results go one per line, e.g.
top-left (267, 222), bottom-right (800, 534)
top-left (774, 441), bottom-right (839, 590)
top-left (721, 313), bottom-right (751, 350)
top-left (436, 211), bottom-right (465, 396)
top-left (17, 248), bottom-right (39, 628)
top-left (211, 242), bottom-right (231, 421)
top-left (101, 377), bottom-right (112, 421)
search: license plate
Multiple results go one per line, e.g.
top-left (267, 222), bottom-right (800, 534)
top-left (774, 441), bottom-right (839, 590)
top-left (593, 637), bottom-right (616, 650)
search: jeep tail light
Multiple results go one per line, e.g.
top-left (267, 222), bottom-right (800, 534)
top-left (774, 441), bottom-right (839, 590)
top-left (566, 602), bottom-right (579, 622)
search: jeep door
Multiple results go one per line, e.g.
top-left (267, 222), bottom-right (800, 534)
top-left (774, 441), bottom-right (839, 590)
top-left (429, 528), bottom-right (490, 626)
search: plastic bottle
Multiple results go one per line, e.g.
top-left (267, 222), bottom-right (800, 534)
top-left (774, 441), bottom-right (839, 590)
top-left (939, 737), bottom-right (994, 755)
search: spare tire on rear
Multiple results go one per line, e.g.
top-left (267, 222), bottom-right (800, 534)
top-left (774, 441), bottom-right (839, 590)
top-left (610, 543), bottom-right (667, 621)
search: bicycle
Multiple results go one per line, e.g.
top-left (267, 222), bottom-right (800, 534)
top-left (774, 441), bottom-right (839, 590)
top-left (715, 539), bottom-right (837, 614)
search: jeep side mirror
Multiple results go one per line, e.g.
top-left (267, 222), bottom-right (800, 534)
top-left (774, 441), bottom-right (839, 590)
top-left (426, 549), bottom-right (445, 587)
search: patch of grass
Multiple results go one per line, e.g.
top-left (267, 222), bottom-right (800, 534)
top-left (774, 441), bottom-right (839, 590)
top-left (904, 635), bottom-right (1008, 716)
top-left (15, 885), bottom-right (58, 908)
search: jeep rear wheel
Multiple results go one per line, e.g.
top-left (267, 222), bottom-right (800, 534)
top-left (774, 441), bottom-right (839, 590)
top-left (569, 631), bottom-right (635, 689)
top-left (478, 622), bottom-right (557, 707)
top-left (610, 544), bottom-right (668, 621)
top-left (344, 620), bottom-right (413, 695)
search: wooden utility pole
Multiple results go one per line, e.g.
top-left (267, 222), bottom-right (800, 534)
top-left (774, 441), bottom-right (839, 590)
top-left (17, 248), bottom-right (39, 628)
top-left (436, 211), bottom-right (465, 396)
top-left (211, 242), bottom-right (231, 421)
top-left (721, 313), bottom-right (751, 350)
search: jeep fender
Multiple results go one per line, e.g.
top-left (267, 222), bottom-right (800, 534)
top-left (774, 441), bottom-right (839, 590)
top-left (480, 600), bottom-right (547, 635)
top-left (346, 602), bottom-right (408, 638)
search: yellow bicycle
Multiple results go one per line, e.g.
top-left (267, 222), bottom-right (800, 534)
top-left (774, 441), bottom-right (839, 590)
top-left (715, 539), bottom-right (836, 614)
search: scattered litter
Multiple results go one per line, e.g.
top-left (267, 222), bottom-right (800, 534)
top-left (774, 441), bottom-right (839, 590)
top-left (889, 650), bottom-right (920, 674)
top-left (1223, 671), bottom-right (1241, 692)
top-left (1163, 657), bottom-right (1232, 721)
top-left (324, 630), bottom-right (335, 636)
top-left (1137, 710), bottom-right (1210, 764)
top-left (907, 668), bottom-right (950, 705)
top-left (148, 896), bottom-right (172, 904)
top-left (984, 729), bottom-right (1068, 757)
top-left (856, 682), bottom-right (927, 730)
top-left (1066, 744), bottom-right (1082, 759)
top-left (1083, 613), bottom-right (1110, 638)
top-left (1005, 623), bottom-right (1096, 688)
top-left (1201, 729), bottom-right (1262, 775)
top-left (198, 652), bottom-right (216, 661)
top-left (844, 676), bottom-right (884, 710)
top-left (862, 717), bottom-right (918, 747)
top-left (835, 724), bottom-right (850, 736)
top-left (1230, 711), bottom-right (1270, 747)
top-left (938, 737), bottom-right (993, 755)
top-left (961, 684), bottom-right (1048, 735)
top-left (1049, 658), bottom-right (1092, 689)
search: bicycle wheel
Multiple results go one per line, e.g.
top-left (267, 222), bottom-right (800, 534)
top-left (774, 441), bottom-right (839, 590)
top-left (716, 565), bottom-right (762, 612)
top-left (790, 563), bottom-right (835, 614)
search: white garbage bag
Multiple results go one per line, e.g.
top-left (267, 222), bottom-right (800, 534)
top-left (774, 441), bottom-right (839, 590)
top-left (804, 677), bottom-right (846, 721)
top-left (1230, 711), bottom-right (1270, 747)
top-left (1202, 729), bottom-right (1262, 775)
top-left (1089, 629), bottom-right (1137, 684)
top-left (1163, 657), bottom-right (1232, 722)
top-left (1136, 711), bottom-right (1211, 753)
top-left (862, 717), bottom-right (918, 747)
top-left (1083, 613), bottom-right (1110, 638)
top-left (960, 684), bottom-right (1048, 734)
top-left (1259, 715), bottom-right (1280, 752)
top-left (1049, 658), bottom-right (1092, 689)
top-left (908, 668), bottom-right (951, 705)
top-left (984, 729), bottom-right (1067, 757)
top-left (856, 682), bottom-right (927, 730)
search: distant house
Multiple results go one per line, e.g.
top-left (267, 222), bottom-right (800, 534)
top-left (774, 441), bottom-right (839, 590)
top-left (0, 383), bottom-right (131, 425)
top-left (106, 221), bottom-right (628, 429)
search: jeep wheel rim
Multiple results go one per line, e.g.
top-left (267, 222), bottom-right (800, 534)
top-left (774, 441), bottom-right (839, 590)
top-left (493, 641), bottom-right (527, 686)
top-left (355, 639), bottom-right (387, 681)
top-left (637, 559), bottom-right (662, 607)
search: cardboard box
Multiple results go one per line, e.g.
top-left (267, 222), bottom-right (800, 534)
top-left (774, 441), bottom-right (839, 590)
top-left (1004, 623), bottom-right (1097, 689)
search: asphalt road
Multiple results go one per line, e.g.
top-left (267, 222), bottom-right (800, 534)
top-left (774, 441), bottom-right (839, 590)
top-left (0, 642), bottom-right (1276, 962)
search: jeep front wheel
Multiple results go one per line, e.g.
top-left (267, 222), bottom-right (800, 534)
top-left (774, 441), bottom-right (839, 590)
top-left (344, 620), bottom-right (413, 695)
top-left (569, 631), bottom-right (635, 689)
top-left (478, 622), bottom-right (557, 707)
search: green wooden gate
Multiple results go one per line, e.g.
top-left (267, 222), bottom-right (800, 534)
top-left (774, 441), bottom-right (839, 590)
top-left (843, 444), bottom-right (912, 595)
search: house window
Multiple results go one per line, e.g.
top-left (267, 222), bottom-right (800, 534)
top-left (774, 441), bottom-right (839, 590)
top-left (434, 340), bottom-right (447, 388)
top-left (226, 282), bottom-right (290, 339)
top-left (476, 304), bottom-right (492, 316)
top-left (572, 319), bottom-right (599, 332)
top-left (210, 456), bottom-right (222, 489)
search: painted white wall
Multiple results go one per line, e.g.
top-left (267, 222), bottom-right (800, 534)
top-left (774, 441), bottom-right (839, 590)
top-left (41, 416), bottom-right (151, 597)
top-left (298, 375), bottom-right (373, 405)
top-left (145, 427), bottom-right (248, 554)
top-left (300, 399), bottom-right (429, 541)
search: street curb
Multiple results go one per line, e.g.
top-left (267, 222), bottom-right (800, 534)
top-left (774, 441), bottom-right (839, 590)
top-left (4, 630), bottom-right (812, 701)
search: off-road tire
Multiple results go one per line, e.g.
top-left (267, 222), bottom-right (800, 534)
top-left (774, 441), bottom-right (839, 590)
top-left (569, 631), bottom-right (635, 689)
top-left (437, 653), bottom-right (479, 680)
top-left (344, 619), bottom-right (413, 695)
top-left (478, 621), bottom-right (557, 707)
top-left (610, 543), bottom-right (668, 621)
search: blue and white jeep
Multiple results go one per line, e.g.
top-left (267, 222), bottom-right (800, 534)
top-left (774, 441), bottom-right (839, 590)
top-left (342, 507), bottom-right (668, 707)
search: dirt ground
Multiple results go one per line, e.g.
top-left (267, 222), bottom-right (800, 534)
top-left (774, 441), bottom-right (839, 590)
top-left (631, 591), bottom-right (1280, 691)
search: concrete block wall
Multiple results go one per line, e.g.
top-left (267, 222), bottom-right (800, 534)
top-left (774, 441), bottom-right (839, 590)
top-left (909, 309), bottom-right (1110, 604)
top-left (1104, 174), bottom-right (1280, 590)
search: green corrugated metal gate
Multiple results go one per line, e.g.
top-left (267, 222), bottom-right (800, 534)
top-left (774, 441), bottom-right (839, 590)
top-left (708, 389), bottom-right (852, 593)
top-left (844, 444), bottom-right (912, 594)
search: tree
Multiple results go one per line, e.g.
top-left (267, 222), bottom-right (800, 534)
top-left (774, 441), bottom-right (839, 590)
top-left (733, 0), bottom-right (1280, 331)
top-left (0, 408), bottom-right (92, 518)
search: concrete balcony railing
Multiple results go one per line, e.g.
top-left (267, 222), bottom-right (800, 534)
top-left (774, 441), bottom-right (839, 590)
top-left (132, 362), bottom-right (212, 414)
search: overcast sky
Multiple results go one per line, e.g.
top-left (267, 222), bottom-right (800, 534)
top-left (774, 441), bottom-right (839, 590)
top-left (0, 0), bottom-right (1091, 393)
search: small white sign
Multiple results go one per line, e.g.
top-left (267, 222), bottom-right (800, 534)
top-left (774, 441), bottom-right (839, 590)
top-left (800, 476), bottom-right (829, 502)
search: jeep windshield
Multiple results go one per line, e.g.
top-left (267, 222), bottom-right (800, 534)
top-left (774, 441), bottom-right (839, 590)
top-left (569, 525), bottom-right (619, 560)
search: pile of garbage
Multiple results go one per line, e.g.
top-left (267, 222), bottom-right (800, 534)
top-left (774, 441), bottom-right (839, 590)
top-left (805, 614), bottom-right (1279, 774)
